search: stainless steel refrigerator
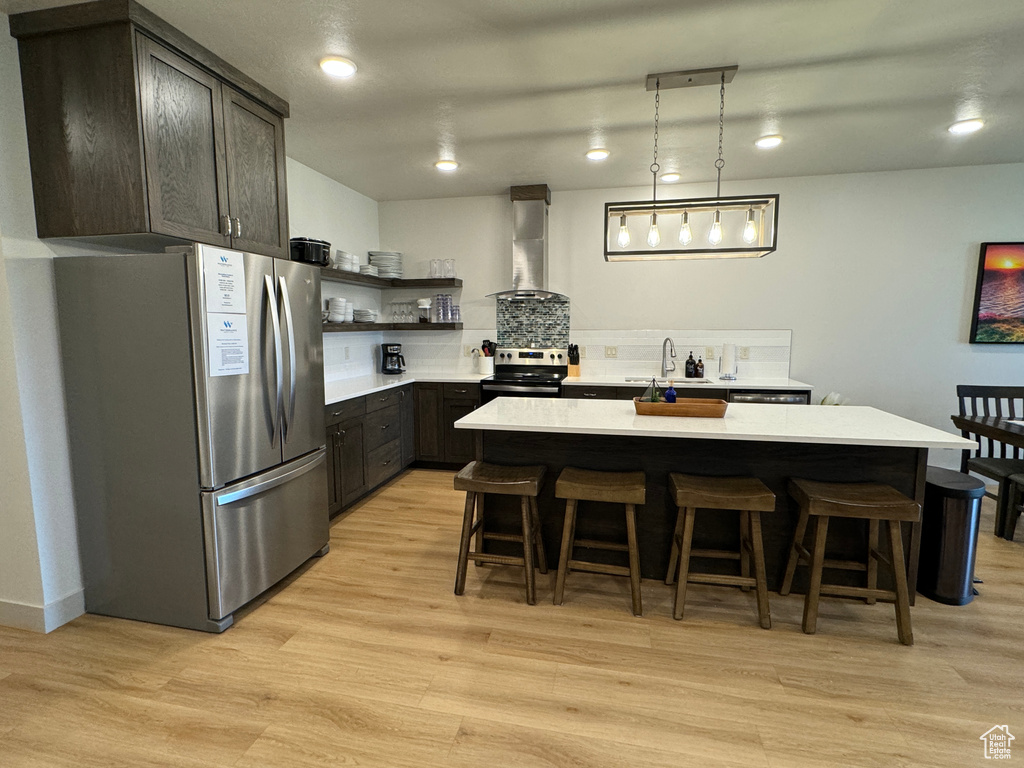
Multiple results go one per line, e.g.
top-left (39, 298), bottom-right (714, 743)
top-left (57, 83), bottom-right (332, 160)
top-left (56, 244), bottom-right (328, 632)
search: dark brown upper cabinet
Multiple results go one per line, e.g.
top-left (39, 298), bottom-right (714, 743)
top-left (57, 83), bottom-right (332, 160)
top-left (10, 0), bottom-right (290, 259)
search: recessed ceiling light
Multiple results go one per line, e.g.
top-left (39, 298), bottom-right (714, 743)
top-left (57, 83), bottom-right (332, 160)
top-left (754, 135), bottom-right (783, 149)
top-left (435, 160), bottom-right (459, 172)
top-left (659, 172), bottom-right (681, 183)
top-left (585, 148), bottom-right (610, 161)
top-left (948, 119), bottom-right (984, 135)
top-left (320, 57), bottom-right (357, 78)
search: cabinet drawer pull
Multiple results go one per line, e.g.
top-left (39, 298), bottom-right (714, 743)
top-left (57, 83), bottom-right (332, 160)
top-left (453, 388), bottom-right (467, 394)
top-left (332, 410), bottom-right (343, 417)
top-left (382, 459), bottom-right (391, 466)
top-left (583, 392), bottom-right (597, 397)
top-left (233, 217), bottom-right (242, 238)
top-left (381, 424), bottom-right (390, 430)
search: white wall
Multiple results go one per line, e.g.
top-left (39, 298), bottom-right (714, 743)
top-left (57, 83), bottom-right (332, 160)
top-left (0, 12), bottom-right (84, 632)
top-left (380, 165), bottom-right (1024, 466)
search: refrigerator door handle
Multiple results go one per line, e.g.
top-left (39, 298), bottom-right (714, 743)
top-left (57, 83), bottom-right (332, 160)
top-left (265, 275), bottom-right (284, 446)
top-left (215, 450), bottom-right (326, 506)
top-left (278, 275), bottom-right (297, 444)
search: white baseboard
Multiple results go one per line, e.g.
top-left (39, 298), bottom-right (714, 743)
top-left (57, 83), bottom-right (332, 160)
top-left (0, 589), bottom-right (84, 633)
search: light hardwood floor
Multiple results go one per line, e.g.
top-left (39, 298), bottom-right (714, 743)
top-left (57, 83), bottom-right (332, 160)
top-left (1, 468), bottom-right (1022, 767)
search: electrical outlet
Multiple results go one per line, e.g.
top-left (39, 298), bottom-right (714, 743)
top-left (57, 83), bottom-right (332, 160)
top-left (605, 346), bottom-right (618, 358)
top-left (739, 346), bottom-right (750, 360)
top-left (705, 346), bottom-right (715, 360)
top-left (463, 345), bottom-right (473, 357)
top-left (579, 346), bottom-right (587, 358)
top-left (344, 346), bottom-right (350, 360)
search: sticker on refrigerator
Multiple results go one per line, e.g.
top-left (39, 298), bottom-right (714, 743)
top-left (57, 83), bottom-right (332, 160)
top-left (207, 313), bottom-right (249, 376)
top-left (203, 247), bottom-right (246, 314)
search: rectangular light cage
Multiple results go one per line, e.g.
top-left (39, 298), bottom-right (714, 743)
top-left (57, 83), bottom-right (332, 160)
top-left (605, 194), bottom-right (778, 261)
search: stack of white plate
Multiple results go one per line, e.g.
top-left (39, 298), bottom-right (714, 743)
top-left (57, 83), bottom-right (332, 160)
top-left (333, 251), bottom-right (359, 272)
top-left (359, 264), bottom-right (379, 277)
top-left (352, 309), bottom-right (377, 323)
top-left (368, 251), bottom-right (403, 278)
top-left (327, 298), bottom-right (348, 323)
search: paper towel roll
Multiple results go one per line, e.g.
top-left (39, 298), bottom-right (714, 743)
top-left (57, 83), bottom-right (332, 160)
top-left (720, 344), bottom-right (737, 379)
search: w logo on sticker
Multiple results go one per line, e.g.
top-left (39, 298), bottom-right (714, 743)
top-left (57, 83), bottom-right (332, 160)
top-left (223, 320), bottom-right (233, 329)
top-left (220, 255), bottom-right (229, 263)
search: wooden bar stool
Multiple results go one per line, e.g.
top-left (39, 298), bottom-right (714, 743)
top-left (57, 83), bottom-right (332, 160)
top-left (665, 474), bottom-right (776, 628)
top-left (780, 478), bottom-right (921, 645)
top-left (453, 461), bottom-right (547, 605)
top-left (553, 467), bottom-right (646, 616)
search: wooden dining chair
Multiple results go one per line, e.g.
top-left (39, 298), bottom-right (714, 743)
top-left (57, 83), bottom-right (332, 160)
top-left (956, 385), bottom-right (1024, 537)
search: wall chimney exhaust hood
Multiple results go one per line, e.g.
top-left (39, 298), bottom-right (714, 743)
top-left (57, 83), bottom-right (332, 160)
top-left (487, 185), bottom-right (568, 301)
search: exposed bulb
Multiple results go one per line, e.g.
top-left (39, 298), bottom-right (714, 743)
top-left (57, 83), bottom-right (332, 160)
top-left (708, 210), bottom-right (723, 245)
top-left (616, 214), bottom-right (630, 248)
top-left (678, 211), bottom-right (692, 246)
top-left (647, 212), bottom-right (661, 247)
top-left (742, 208), bottom-right (757, 244)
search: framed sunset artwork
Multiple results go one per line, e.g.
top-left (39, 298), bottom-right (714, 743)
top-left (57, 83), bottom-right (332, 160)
top-left (970, 242), bottom-right (1024, 343)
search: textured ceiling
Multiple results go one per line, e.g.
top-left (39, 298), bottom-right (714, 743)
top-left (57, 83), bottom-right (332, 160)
top-left (6, 0), bottom-right (1024, 200)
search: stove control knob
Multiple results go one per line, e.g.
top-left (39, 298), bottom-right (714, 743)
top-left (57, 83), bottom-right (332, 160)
top-left (549, 353), bottom-right (555, 360)
top-left (557, 354), bottom-right (563, 360)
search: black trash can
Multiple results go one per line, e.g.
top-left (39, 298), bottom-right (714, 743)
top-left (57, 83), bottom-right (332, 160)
top-left (918, 466), bottom-right (987, 605)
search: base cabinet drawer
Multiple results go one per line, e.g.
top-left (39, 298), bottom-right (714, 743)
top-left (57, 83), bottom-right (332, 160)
top-left (366, 438), bottom-right (402, 489)
top-left (364, 404), bottom-right (401, 452)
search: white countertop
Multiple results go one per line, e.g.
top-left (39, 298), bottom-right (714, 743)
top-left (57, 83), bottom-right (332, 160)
top-left (454, 398), bottom-right (974, 449)
top-left (563, 375), bottom-right (812, 390)
top-left (325, 372), bottom-right (486, 404)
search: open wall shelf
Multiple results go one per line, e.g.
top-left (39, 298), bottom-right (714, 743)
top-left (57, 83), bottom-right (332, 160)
top-left (320, 268), bottom-right (463, 289)
top-left (323, 322), bottom-right (463, 333)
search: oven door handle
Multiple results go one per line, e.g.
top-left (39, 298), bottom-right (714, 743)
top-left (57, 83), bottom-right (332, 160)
top-left (482, 384), bottom-right (561, 394)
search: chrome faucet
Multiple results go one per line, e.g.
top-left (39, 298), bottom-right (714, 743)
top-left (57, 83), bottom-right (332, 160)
top-left (661, 337), bottom-right (677, 378)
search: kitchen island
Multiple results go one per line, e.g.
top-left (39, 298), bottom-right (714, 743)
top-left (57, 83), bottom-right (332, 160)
top-left (455, 399), bottom-right (974, 598)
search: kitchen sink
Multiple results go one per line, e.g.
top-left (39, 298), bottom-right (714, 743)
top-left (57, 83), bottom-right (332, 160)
top-left (623, 377), bottom-right (715, 384)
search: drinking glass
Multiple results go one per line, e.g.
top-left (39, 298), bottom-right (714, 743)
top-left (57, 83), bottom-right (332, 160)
top-left (443, 259), bottom-right (456, 278)
top-left (391, 303), bottom-right (399, 323)
top-left (429, 259), bottom-right (442, 278)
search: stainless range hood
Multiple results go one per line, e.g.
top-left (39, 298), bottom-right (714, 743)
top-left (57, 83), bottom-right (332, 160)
top-left (487, 184), bottom-right (568, 301)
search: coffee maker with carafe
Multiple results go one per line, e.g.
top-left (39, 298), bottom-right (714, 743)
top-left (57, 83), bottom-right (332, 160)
top-left (381, 343), bottom-right (406, 375)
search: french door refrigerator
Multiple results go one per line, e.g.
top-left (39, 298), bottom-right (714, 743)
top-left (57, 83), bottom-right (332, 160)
top-left (56, 244), bottom-right (328, 632)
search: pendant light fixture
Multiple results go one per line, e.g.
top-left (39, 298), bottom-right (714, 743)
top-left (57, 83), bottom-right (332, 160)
top-left (604, 66), bottom-right (779, 261)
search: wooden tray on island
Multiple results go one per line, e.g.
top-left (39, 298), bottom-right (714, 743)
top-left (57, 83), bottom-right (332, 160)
top-left (633, 397), bottom-right (728, 418)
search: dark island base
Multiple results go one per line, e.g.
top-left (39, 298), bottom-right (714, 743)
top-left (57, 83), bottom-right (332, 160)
top-left (473, 430), bottom-right (927, 600)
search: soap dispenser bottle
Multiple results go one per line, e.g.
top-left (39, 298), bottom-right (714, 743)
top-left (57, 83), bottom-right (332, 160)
top-left (684, 351), bottom-right (697, 378)
top-left (696, 357), bottom-right (705, 378)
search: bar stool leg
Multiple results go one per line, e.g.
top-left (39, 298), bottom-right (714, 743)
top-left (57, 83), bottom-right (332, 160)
top-left (780, 507), bottom-right (810, 596)
top-left (553, 498), bottom-right (578, 605)
top-left (454, 491), bottom-right (477, 595)
top-left (739, 511), bottom-right (752, 592)
top-left (665, 506), bottom-right (686, 585)
top-left (886, 520), bottom-right (914, 646)
top-left (672, 507), bottom-right (697, 620)
top-left (530, 497), bottom-right (548, 575)
top-left (801, 516), bottom-right (829, 635)
top-left (624, 503), bottom-right (642, 616)
top-left (520, 496), bottom-right (537, 605)
top-left (473, 494), bottom-right (486, 567)
top-left (866, 519), bottom-right (879, 605)
top-left (749, 511), bottom-right (771, 630)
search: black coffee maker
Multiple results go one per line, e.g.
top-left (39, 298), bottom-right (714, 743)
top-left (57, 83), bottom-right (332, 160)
top-left (381, 343), bottom-right (406, 375)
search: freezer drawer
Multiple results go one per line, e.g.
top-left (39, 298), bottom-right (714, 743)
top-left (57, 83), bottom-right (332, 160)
top-left (201, 450), bottom-right (329, 620)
